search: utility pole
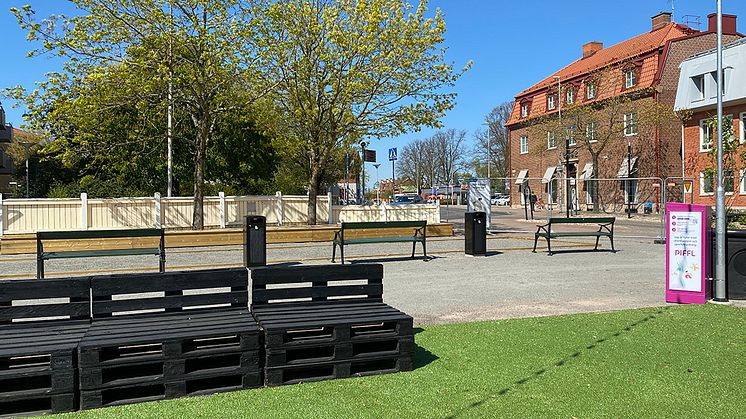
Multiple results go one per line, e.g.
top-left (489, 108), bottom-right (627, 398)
top-left (373, 163), bottom-right (381, 203)
top-left (627, 139), bottom-right (632, 218)
top-left (167, 0), bottom-right (174, 197)
top-left (714, 0), bottom-right (727, 302)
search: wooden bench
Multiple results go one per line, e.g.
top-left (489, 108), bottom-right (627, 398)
top-left (332, 221), bottom-right (427, 264)
top-left (251, 264), bottom-right (414, 386)
top-left (0, 277), bottom-right (91, 416)
top-left (533, 217), bottom-right (616, 256)
top-left (77, 268), bottom-right (260, 410)
top-left (36, 229), bottom-right (166, 279)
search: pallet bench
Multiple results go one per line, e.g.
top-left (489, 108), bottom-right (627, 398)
top-left (77, 268), bottom-right (261, 410)
top-left (332, 221), bottom-right (427, 264)
top-left (0, 277), bottom-right (90, 417)
top-left (36, 229), bottom-right (166, 279)
top-left (251, 264), bottom-right (414, 386)
top-left (533, 217), bottom-right (616, 256)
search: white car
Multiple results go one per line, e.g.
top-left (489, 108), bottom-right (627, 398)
top-left (490, 194), bottom-right (510, 206)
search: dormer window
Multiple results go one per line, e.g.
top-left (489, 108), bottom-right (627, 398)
top-left (624, 69), bottom-right (637, 88)
top-left (521, 103), bottom-right (528, 117)
top-left (547, 95), bottom-right (556, 110)
top-left (692, 74), bottom-right (705, 100)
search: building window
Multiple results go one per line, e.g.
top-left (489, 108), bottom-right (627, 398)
top-left (700, 119), bottom-right (714, 152)
top-left (624, 69), bottom-right (637, 88)
top-left (624, 112), bottom-right (637, 136)
top-left (740, 112), bottom-right (745, 144)
top-left (521, 103), bottom-right (528, 117)
top-left (740, 170), bottom-right (746, 194)
top-left (520, 135), bottom-right (529, 154)
top-left (725, 170), bottom-right (735, 194)
top-left (547, 177), bottom-right (559, 204)
top-left (566, 125), bottom-right (577, 146)
top-left (586, 82), bottom-right (596, 99)
top-left (547, 95), bottom-right (556, 110)
top-left (586, 121), bottom-right (597, 142)
top-left (700, 172), bottom-right (714, 195)
top-left (566, 89), bottom-right (574, 105)
top-left (692, 75), bottom-right (705, 100)
top-left (547, 132), bottom-right (557, 149)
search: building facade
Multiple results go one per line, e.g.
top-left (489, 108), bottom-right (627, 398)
top-left (506, 12), bottom-right (741, 213)
top-left (675, 36), bottom-right (746, 207)
top-left (0, 127), bottom-right (18, 195)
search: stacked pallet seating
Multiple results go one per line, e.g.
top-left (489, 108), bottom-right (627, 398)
top-left (250, 264), bottom-right (414, 386)
top-left (77, 268), bottom-right (261, 410)
top-left (0, 277), bottom-right (90, 416)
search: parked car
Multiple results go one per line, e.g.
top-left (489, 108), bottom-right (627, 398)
top-left (491, 194), bottom-right (510, 206)
top-left (391, 193), bottom-right (425, 205)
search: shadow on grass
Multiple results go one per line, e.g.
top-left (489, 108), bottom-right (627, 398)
top-left (412, 327), bottom-right (438, 369)
top-left (445, 307), bottom-right (671, 418)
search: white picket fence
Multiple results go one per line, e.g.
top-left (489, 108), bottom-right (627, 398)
top-left (0, 193), bottom-right (440, 235)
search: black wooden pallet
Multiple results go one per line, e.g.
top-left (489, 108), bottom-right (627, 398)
top-left (0, 393), bottom-right (76, 418)
top-left (264, 354), bottom-right (413, 386)
top-left (80, 368), bottom-right (262, 410)
top-left (78, 310), bottom-right (261, 367)
top-left (80, 350), bottom-right (260, 390)
top-left (265, 335), bottom-right (414, 368)
top-left (253, 301), bottom-right (413, 348)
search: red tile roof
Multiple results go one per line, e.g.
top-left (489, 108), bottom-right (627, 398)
top-left (507, 23), bottom-right (698, 126)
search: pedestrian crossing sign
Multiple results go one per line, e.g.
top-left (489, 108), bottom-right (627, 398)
top-left (388, 148), bottom-right (397, 161)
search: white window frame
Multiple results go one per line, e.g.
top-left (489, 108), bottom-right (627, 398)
top-left (521, 103), bottom-right (528, 117)
top-left (520, 135), bottom-right (529, 154)
top-left (566, 89), bottom-right (574, 105)
top-left (547, 95), bottom-right (556, 111)
top-left (586, 82), bottom-right (596, 99)
top-left (624, 112), bottom-right (638, 137)
top-left (624, 69), bottom-right (636, 88)
top-left (566, 125), bottom-right (576, 146)
top-left (725, 170), bottom-right (735, 195)
top-left (740, 112), bottom-right (745, 144)
top-left (692, 75), bottom-right (705, 101)
top-left (700, 172), bottom-right (714, 196)
top-left (700, 119), bottom-right (713, 152)
top-left (547, 132), bottom-right (557, 150)
top-left (740, 169), bottom-right (746, 195)
top-left (586, 121), bottom-right (597, 142)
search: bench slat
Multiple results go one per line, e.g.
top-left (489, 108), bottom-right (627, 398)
top-left (341, 221), bottom-right (426, 229)
top-left (253, 284), bottom-right (383, 303)
top-left (91, 268), bottom-right (246, 297)
top-left (0, 302), bottom-right (90, 321)
top-left (43, 248), bottom-right (161, 260)
top-left (0, 277), bottom-right (90, 302)
top-left (251, 264), bottom-right (382, 286)
top-left (548, 217), bottom-right (615, 224)
top-left (537, 232), bottom-right (612, 238)
top-left (92, 291), bottom-right (248, 316)
top-left (344, 237), bottom-right (423, 244)
top-left (37, 228), bottom-right (164, 240)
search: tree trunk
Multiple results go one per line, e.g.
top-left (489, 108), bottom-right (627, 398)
top-left (192, 118), bottom-right (209, 230)
top-left (307, 167), bottom-right (320, 225)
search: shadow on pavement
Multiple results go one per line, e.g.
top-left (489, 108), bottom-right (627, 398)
top-left (347, 256), bottom-right (440, 264)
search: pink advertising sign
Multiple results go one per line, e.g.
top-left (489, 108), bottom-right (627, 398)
top-left (665, 203), bottom-right (712, 304)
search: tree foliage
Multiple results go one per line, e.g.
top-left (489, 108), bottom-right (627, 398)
top-left (255, 0), bottom-right (470, 223)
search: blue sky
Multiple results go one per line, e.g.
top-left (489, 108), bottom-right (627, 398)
top-left (2, 0), bottom-right (746, 184)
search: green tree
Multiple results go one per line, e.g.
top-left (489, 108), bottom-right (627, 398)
top-left (9, 0), bottom-right (266, 228)
top-left (256, 0), bottom-right (470, 224)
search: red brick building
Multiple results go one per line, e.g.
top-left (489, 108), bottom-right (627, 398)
top-left (506, 12), bottom-right (741, 213)
top-left (675, 34), bottom-right (746, 207)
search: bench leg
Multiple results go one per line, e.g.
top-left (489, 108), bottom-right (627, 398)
top-left (594, 236), bottom-right (600, 250)
top-left (546, 237), bottom-right (553, 256)
top-left (411, 240), bottom-right (416, 258)
top-left (610, 235), bottom-right (616, 253)
top-left (532, 235), bottom-right (539, 253)
top-left (332, 241), bottom-right (337, 263)
top-left (340, 243), bottom-right (345, 265)
top-left (37, 258), bottom-right (44, 279)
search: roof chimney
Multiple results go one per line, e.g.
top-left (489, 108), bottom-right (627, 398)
top-left (582, 41), bottom-right (603, 58)
top-left (651, 12), bottom-right (672, 31)
top-left (708, 13), bottom-right (738, 34)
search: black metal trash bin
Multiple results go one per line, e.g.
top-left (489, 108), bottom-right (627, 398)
top-left (465, 212), bottom-right (487, 256)
top-left (724, 230), bottom-right (746, 299)
top-left (244, 215), bottom-right (267, 268)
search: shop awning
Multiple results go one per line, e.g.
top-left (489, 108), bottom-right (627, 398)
top-left (581, 163), bottom-right (594, 180)
top-left (515, 169), bottom-right (529, 184)
top-left (617, 156), bottom-right (639, 178)
top-left (541, 166), bottom-right (557, 184)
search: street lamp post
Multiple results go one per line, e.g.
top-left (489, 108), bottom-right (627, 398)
top-left (554, 75), bottom-right (570, 218)
top-left (714, 0), bottom-right (727, 302)
top-left (359, 141), bottom-right (368, 204)
top-left (372, 163), bottom-right (381, 204)
top-left (20, 142), bottom-right (33, 198)
top-left (627, 138), bottom-right (632, 219)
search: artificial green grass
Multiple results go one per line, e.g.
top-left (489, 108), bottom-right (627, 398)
top-left (57, 305), bottom-right (745, 418)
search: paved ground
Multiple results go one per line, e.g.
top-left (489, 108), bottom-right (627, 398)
top-left (0, 206), bottom-right (686, 324)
